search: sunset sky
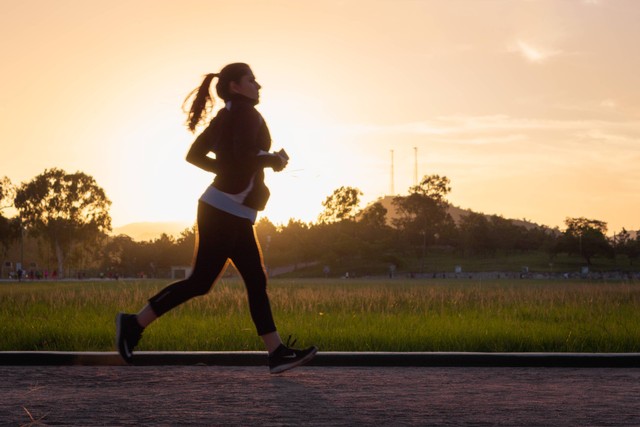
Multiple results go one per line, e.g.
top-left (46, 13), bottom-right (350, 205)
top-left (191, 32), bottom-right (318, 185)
top-left (1, 0), bottom-right (639, 234)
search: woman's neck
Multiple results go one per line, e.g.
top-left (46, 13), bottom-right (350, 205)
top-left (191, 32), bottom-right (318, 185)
top-left (228, 93), bottom-right (259, 106)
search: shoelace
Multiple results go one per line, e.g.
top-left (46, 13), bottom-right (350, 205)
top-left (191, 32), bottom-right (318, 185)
top-left (284, 335), bottom-right (297, 349)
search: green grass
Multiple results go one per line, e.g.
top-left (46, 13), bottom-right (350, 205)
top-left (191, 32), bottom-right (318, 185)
top-left (409, 251), bottom-right (638, 273)
top-left (1, 278), bottom-right (639, 352)
top-left (285, 251), bottom-right (639, 278)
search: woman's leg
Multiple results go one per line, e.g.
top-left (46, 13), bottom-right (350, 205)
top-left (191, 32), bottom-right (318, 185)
top-left (117, 203), bottom-right (234, 363)
top-left (260, 331), bottom-right (283, 353)
top-left (146, 203), bottom-right (232, 320)
top-left (230, 220), bottom-right (280, 351)
top-left (135, 304), bottom-right (157, 328)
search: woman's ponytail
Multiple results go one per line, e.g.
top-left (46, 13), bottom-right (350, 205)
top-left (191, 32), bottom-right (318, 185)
top-left (183, 73), bottom-right (217, 133)
top-left (183, 63), bottom-right (251, 132)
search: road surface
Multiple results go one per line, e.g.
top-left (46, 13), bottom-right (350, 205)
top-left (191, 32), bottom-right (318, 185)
top-left (1, 365), bottom-right (639, 426)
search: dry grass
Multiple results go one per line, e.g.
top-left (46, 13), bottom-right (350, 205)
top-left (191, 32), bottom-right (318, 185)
top-left (1, 278), bottom-right (639, 352)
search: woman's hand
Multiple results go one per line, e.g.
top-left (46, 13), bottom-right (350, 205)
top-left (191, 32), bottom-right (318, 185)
top-left (272, 152), bottom-right (288, 172)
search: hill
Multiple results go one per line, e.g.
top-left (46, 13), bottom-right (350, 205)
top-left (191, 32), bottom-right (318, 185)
top-left (112, 221), bottom-right (192, 242)
top-left (372, 195), bottom-right (541, 230)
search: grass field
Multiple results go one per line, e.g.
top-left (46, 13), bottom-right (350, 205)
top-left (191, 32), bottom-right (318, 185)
top-left (1, 278), bottom-right (639, 352)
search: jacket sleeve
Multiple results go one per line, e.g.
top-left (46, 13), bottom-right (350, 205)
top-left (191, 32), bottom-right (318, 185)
top-left (185, 119), bottom-right (220, 173)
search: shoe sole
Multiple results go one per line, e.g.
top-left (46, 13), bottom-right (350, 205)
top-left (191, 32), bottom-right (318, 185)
top-left (115, 313), bottom-right (133, 364)
top-left (270, 347), bottom-right (318, 374)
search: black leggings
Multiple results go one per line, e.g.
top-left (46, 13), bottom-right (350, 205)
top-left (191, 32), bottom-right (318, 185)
top-left (148, 202), bottom-right (276, 336)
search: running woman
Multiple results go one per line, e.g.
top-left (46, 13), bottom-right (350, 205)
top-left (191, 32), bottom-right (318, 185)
top-left (116, 63), bottom-right (317, 374)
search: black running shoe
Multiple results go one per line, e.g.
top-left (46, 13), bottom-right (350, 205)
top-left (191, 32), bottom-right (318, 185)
top-left (268, 336), bottom-right (318, 374)
top-left (116, 313), bottom-right (143, 364)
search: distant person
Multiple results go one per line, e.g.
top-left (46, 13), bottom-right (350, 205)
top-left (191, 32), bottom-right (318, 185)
top-left (116, 63), bottom-right (317, 374)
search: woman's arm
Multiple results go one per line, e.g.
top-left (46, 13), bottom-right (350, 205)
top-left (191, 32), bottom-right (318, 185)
top-left (185, 125), bottom-right (219, 173)
top-left (231, 105), bottom-right (284, 171)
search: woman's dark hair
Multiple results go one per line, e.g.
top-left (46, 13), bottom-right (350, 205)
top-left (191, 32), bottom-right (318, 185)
top-left (183, 62), bottom-right (252, 132)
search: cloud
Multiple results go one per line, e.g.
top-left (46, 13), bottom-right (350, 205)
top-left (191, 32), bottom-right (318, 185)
top-left (338, 122), bottom-right (449, 136)
top-left (340, 115), bottom-right (550, 136)
top-left (600, 99), bottom-right (617, 109)
top-left (340, 114), bottom-right (640, 151)
top-left (437, 133), bottom-right (527, 146)
top-left (574, 129), bottom-right (639, 147)
top-left (509, 40), bottom-right (562, 64)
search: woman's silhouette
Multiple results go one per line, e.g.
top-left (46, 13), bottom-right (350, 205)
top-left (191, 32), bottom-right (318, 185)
top-left (116, 63), bottom-right (317, 374)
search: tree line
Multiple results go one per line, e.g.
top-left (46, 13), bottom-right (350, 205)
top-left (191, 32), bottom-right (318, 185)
top-left (1, 168), bottom-right (639, 279)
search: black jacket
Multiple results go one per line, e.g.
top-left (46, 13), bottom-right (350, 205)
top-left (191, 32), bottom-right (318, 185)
top-left (192, 94), bottom-right (280, 210)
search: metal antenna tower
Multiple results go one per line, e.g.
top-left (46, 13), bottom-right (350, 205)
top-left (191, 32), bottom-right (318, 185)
top-left (413, 146), bottom-right (418, 186)
top-left (390, 149), bottom-right (395, 195)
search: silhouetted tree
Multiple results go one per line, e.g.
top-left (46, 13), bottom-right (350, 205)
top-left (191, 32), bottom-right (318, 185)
top-left (0, 176), bottom-right (15, 212)
top-left (560, 217), bottom-right (612, 265)
top-left (458, 211), bottom-right (494, 256)
top-left (102, 234), bottom-right (138, 276)
top-left (0, 177), bottom-right (21, 257)
top-left (318, 186), bottom-right (362, 223)
top-left (255, 217), bottom-right (278, 267)
top-left (14, 168), bottom-right (112, 278)
top-left (409, 174), bottom-right (451, 203)
top-left (393, 175), bottom-right (454, 254)
top-left (148, 233), bottom-right (177, 276)
top-left (279, 219), bottom-right (313, 268)
top-left (0, 216), bottom-right (21, 258)
top-left (174, 225), bottom-right (197, 265)
top-left (359, 202), bottom-right (388, 229)
top-left (614, 228), bottom-right (640, 266)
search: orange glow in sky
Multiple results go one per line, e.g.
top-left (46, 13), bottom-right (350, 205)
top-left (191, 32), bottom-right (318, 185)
top-left (1, 0), bottom-right (639, 233)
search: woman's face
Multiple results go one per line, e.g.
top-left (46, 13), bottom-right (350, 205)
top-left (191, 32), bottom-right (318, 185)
top-left (230, 70), bottom-right (261, 101)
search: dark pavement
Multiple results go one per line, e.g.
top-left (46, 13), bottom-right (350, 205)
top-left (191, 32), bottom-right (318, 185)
top-left (2, 363), bottom-right (640, 426)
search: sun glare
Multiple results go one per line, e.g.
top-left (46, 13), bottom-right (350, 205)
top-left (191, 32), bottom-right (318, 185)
top-left (1, 1), bottom-right (639, 233)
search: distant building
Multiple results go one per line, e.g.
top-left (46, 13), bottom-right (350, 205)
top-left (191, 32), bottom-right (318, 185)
top-left (171, 266), bottom-right (192, 280)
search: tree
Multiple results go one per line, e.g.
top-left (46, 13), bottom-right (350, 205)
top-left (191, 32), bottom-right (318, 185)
top-left (359, 202), bottom-right (388, 229)
top-left (255, 217), bottom-right (277, 249)
top-left (392, 174), bottom-right (454, 252)
top-left (0, 216), bottom-right (21, 258)
top-left (174, 225), bottom-right (197, 265)
top-left (102, 234), bottom-right (138, 276)
top-left (0, 177), bottom-right (21, 256)
top-left (408, 174), bottom-right (451, 203)
top-left (458, 211), bottom-right (493, 256)
top-left (14, 168), bottom-right (112, 278)
top-left (355, 202), bottom-right (398, 265)
top-left (318, 186), bottom-right (363, 223)
top-left (560, 217), bottom-right (612, 265)
top-left (278, 219), bottom-right (313, 268)
top-left (614, 228), bottom-right (640, 266)
top-left (147, 233), bottom-right (177, 277)
top-left (255, 217), bottom-right (278, 266)
top-left (0, 176), bottom-right (16, 213)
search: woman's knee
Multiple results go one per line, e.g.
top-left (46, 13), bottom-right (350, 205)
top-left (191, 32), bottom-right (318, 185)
top-left (184, 272), bottom-right (216, 297)
top-left (243, 271), bottom-right (267, 293)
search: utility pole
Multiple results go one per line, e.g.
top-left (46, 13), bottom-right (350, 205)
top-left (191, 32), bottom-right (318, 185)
top-left (413, 146), bottom-right (418, 186)
top-left (390, 149), bottom-right (395, 195)
top-left (19, 218), bottom-right (24, 282)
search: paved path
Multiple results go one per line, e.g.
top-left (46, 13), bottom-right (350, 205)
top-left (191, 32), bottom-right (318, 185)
top-left (3, 351), bottom-right (640, 367)
top-left (2, 365), bottom-right (640, 426)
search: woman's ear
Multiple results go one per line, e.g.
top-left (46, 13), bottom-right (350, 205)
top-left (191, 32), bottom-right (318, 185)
top-left (229, 81), bottom-right (239, 94)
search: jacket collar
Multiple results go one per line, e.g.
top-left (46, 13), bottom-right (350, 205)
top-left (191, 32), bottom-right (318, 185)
top-left (225, 93), bottom-right (259, 110)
